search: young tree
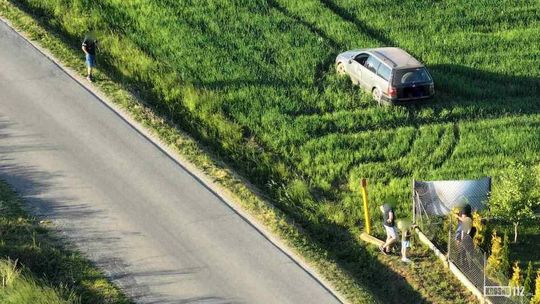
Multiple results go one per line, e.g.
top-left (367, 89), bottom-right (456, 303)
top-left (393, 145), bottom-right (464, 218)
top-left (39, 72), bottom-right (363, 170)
top-left (531, 269), bottom-right (540, 304)
top-left (490, 163), bottom-right (539, 243)
top-left (524, 261), bottom-right (534, 298)
top-left (509, 262), bottom-right (522, 289)
top-left (509, 262), bottom-right (523, 300)
top-left (472, 211), bottom-right (486, 247)
top-left (486, 230), bottom-right (503, 277)
top-left (487, 230), bottom-right (511, 279)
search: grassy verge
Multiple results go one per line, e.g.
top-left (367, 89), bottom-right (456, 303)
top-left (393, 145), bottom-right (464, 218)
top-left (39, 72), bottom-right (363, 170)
top-left (0, 181), bottom-right (130, 303)
top-left (0, 259), bottom-right (71, 304)
top-left (0, 0), bottom-right (485, 303)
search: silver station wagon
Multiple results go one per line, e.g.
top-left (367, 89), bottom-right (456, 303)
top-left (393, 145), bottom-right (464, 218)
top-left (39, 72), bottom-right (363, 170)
top-left (335, 47), bottom-right (435, 105)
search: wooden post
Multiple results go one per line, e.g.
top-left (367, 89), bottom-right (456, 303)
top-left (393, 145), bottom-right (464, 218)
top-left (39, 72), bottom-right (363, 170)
top-left (361, 178), bottom-right (371, 234)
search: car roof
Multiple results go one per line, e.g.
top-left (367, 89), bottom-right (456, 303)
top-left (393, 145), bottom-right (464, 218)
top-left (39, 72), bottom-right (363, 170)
top-left (365, 47), bottom-right (424, 69)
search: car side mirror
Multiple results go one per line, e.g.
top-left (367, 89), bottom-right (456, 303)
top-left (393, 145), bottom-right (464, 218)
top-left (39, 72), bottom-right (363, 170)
top-left (348, 59), bottom-right (353, 64)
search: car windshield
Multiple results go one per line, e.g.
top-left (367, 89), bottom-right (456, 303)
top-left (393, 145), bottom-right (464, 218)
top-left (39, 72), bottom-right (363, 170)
top-left (393, 68), bottom-right (431, 85)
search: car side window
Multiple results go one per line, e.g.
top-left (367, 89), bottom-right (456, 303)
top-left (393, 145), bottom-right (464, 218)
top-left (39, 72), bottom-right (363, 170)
top-left (354, 53), bottom-right (368, 65)
top-left (364, 56), bottom-right (381, 74)
top-left (377, 64), bottom-right (392, 81)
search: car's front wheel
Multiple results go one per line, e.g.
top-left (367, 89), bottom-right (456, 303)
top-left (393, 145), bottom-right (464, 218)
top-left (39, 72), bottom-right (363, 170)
top-left (336, 62), bottom-right (346, 75)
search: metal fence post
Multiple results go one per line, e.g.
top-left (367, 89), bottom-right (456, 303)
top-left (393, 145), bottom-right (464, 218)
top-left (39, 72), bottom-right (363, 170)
top-left (447, 221), bottom-right (452, 261)
top-left (483, 252), bottom-right (486, 296)
top-left (412, 179), bottom-right (416, 224)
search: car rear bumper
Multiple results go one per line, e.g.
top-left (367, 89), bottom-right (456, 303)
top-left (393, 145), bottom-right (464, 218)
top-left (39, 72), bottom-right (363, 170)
top-left (382, 93), bottom-right (435, 105)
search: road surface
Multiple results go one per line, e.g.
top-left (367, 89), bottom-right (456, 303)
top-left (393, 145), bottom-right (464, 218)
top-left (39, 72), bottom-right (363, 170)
top-left (0, 20), bottom-right (341, 304)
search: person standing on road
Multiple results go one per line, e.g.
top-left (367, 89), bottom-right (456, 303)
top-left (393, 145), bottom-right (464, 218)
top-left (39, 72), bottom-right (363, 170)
top-left (82, 33), bottom-right (97, 82)
top-left (379, 203), bottom-right (397, 255)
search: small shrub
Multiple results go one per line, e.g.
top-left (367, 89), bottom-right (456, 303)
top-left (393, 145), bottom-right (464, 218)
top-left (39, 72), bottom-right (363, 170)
top-left (486, 230), bottom-right (510, 281)
top-left (524, 261), bottom-right (533, 298)
top-left (472, 211), bottom-right (486, 248)
top-left (532, 269), bottom-right (540, 304)
top-left (509, 261), bottom-right (522, 290)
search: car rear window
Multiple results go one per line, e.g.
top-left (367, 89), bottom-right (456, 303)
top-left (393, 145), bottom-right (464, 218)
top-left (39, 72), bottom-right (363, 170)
top-left (393, 68), bottom-right (432, 85)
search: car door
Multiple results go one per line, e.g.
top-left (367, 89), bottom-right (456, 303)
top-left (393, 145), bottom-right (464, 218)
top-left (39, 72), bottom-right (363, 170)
top-left (348, 53), bottom-right (368, 85)
top-left (362, 55), bottom-right (382, 90)
top-left (375, 63), bottom-right (392, 96)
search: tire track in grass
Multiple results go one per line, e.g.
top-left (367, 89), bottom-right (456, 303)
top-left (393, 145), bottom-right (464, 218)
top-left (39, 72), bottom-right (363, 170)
top-left (297, 108), bottom-right (426, 190)
top-left (333, 127), bottom-right (420, 187)
top-left (318, 0), bottom-right (395, 46)
top-left (298, 126), bottom-right (419, 189)
top-left (431, 123), bottom-right (460, 170)
top-left (266, 0), bottom-right (345, 93)
top-left (405, 125), bottom-right (446, 178)
top-left (271, 0), bottom-right (397, 91)
top-left (267, 0), bottom-right (395, 93)
top-left (315, 0), bottom-right (396, 91)
top-left (349, 125), bottom-right (446, 183)
top-left (363, 110), bottom-right (433, 182)
top-left (267, 0), bottom-right (342, 50)
top-left (289, 103), bottom-right (476, 147)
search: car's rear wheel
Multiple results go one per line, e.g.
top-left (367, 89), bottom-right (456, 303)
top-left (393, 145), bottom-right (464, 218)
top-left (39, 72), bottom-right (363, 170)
top-left (372, 87), bottom-right (382, 104)
top-left (336, 62), bottom-right (346, 75)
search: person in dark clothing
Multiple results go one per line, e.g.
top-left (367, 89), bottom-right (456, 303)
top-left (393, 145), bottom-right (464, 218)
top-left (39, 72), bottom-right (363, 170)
top-left (454, 204), bottom-right (476, 268)
top-left (82, 34), bottom-right (97, 82)
top-left (379, 203), bottom-right (397, 255)
top-left (468, 226), bottom-right (477, 239)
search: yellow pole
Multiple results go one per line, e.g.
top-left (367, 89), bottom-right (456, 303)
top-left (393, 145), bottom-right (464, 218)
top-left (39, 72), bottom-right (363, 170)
top-left (361, 178), bottom-right (371, 234)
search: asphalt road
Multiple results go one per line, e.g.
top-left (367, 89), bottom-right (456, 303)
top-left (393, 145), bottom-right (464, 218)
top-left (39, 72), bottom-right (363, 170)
top-left (0, 20), bottom-right (341, 304)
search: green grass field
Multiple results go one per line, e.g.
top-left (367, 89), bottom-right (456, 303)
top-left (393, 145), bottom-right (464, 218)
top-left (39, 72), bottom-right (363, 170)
top-left (3, 0), bottom-right (540, 302)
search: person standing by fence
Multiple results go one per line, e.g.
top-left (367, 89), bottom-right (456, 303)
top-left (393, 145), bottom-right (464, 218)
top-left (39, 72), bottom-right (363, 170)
top-left (455, 204), bottom-right (473, 241)
top-left (398, 220), bottom-right (416, 263)
top-left (379, 203), bottom-right (397, 255)
top-left (454, 204), bottom-right (475, 269)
